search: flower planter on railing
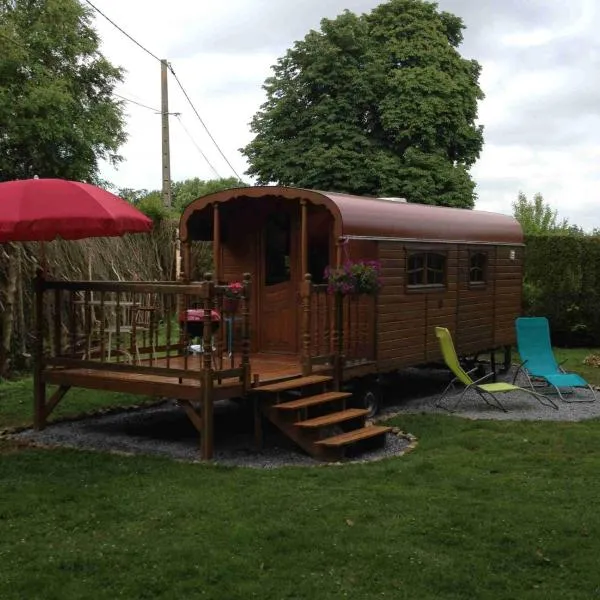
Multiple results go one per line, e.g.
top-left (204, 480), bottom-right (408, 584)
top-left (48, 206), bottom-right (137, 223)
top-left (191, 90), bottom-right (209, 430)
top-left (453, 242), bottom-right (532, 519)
top-left (324, 260), bottom-right (382, 296)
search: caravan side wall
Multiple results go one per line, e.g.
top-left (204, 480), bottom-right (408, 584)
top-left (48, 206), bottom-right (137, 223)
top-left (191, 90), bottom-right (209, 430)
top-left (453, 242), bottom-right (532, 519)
top-left (375, 241), bottom-right (523, 371)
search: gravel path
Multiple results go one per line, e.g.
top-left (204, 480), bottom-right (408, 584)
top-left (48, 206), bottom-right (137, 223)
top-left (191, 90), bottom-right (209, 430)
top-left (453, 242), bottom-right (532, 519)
top-left (8, 365), bottom-right (599, 468)
top-left (375, 366), bottom-right (600, 423)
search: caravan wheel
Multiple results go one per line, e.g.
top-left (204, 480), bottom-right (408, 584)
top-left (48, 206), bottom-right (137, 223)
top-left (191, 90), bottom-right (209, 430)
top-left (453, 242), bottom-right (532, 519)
top-left (357, 380), bottom-right (382, 419)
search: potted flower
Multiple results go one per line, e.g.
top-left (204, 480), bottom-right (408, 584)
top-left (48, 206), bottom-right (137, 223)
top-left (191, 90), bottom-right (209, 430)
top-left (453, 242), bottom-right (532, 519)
top-left (222, 281), bottom-right (243, 313)
top-left (324, 260), bottom-right (382, 296)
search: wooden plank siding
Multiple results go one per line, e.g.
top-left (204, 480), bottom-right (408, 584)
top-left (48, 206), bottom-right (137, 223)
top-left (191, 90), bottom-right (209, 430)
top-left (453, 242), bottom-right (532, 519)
top-left (493, 246), bottom-right (523, 347)
top-left (375, 241), bottom-right (523, 372)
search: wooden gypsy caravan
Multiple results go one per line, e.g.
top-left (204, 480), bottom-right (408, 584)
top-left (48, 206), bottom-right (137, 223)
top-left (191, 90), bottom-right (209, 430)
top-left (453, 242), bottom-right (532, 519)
top-left (34, 185), bottom-right (523, 462)
top-left (180, 185), bottom-right (523, 373)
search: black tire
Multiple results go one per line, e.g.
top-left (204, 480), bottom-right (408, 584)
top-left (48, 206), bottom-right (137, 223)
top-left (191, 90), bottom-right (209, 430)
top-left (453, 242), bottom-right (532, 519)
top-left (357, 380), bottom-right (382, 418)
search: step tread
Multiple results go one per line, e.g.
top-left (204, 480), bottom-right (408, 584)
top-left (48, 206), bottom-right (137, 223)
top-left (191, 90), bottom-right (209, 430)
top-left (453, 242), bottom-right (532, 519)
top-left (275, 391), bottom-right (352, 411)
top-left (316, 425), bottom-right (392, 447)
top-left (256, 375), bottom-right (332, 393)
top-left (295, 408), bottom-right (369, 428)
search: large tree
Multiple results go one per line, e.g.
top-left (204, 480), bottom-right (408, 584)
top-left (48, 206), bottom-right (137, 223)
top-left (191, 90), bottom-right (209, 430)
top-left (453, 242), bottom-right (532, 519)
top-left (241, 0), bottom-right (484, 208)
top-left (0, 0), bottom-right (126, 183)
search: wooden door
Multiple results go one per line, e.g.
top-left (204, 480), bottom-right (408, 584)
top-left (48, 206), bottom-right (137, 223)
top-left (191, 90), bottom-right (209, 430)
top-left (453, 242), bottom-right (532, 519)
top-left (259, 210), bottom-right (299, 354)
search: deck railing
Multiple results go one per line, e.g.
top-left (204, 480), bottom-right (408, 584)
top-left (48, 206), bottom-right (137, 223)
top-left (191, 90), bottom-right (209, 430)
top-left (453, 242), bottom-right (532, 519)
top-left (34, 271), bottom-right (251, 403)
top-left (301, 274), bottom-right (376, 380)
top-left (32, 271), bottom-right (251, 459)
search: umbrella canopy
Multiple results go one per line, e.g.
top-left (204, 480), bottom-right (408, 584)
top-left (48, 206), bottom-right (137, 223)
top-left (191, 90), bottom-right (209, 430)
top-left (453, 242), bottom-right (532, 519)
top-left (0, 178), bottom-right (153, 242)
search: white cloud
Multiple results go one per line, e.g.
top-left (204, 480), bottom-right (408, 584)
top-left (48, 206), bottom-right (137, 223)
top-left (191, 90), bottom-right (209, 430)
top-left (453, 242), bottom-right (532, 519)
top-left (92, 0), bottom-right (600, 230)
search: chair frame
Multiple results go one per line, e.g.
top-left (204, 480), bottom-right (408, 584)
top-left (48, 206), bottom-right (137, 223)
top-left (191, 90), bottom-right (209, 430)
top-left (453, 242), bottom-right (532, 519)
top-left (512, 358), bottom-right (597, 403)
top-left (434, 327), bottom-right (558, 413)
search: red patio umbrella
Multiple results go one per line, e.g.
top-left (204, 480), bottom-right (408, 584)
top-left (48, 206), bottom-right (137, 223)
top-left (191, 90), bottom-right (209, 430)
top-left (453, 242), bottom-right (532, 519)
top-left (0, 178), bottom-right (152, 242)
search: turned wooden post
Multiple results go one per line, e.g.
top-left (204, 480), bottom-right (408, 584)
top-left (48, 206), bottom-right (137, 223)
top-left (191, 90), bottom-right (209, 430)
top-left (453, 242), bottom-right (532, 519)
top-left (332, 291), bottom-right (344, 391)
top-left (33, 269), bottom-right (46, 430)
top-left (201, 273), bottom-right (214, 460)
top-left (301, 273), bottom-right (312, 376)
top-left (241, 272), bottom-right (251, 388)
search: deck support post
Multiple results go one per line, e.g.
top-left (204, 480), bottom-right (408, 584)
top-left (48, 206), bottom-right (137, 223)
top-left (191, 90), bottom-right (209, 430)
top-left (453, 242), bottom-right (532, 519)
top-left (201, 370), bottom-right (214, 460)
top-left (33, 269), bottom-right (46, 430)
top-left (301, 274), bottom-right (312, 376)
top-left (332, 292), bottom-right (344, 391)
top-left (201, 273), bottom-right (215, 460)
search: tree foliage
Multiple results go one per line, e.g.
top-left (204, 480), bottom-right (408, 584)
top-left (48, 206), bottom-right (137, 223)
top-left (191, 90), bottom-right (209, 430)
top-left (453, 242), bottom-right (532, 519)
top-left (119, 177), bottom-right (248, 221)
top-left (241, 0), bottom-right (484, 208)
top-left (512, 191), bottom-right (573, 235)
top-left (0, 0), bottom-right (126, 183)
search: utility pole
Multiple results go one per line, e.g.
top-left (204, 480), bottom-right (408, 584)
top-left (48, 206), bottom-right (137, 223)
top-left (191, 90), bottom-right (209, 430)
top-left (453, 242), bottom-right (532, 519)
top-left (161, 59), bottom-right (172, 208)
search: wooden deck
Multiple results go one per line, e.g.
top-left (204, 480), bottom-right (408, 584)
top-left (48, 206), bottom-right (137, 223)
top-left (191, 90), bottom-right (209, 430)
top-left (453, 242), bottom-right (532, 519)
top-left (43, 353), bottom-right (305, 402)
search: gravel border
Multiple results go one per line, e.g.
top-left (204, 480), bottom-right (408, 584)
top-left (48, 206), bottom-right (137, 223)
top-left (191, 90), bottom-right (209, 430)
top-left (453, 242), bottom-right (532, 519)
top-left (6, 365), bottom-right (599, 468)
top-left (7, 399), bottom-right (416, 469)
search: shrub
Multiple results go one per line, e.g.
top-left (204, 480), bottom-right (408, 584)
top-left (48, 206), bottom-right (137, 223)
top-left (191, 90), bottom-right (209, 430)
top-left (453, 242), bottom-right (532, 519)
top-left (523, 234), bottom-right (600, 346)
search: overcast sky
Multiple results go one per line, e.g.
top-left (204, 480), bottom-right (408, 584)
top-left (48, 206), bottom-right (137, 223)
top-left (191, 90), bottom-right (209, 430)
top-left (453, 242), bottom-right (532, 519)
top-left (91, 0), bottom-right (599, 230)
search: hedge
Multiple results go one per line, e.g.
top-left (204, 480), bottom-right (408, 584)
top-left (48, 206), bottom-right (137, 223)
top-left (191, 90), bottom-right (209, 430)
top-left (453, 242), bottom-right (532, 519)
top-left (523, 234), bottom-right (600, 347)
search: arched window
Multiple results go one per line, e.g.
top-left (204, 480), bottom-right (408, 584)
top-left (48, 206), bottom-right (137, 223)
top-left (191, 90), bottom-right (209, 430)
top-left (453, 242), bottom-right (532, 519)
top-left (407, 252), bottom-right (446, 287)
top-left (469, 252), bottom-right (487, 285)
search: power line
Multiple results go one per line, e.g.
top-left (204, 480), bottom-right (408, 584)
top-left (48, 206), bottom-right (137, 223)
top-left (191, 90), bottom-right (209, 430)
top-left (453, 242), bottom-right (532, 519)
top-left (113, 92), bottom-right (161, 113)
top-left (175, 115), bottom-right (221, 179)
top-left (82, 0), bottom-right (162, 63)
top-left (83, 1), bottom-right (242, 181)
top-left (168, 64), bottom-right (242, 181)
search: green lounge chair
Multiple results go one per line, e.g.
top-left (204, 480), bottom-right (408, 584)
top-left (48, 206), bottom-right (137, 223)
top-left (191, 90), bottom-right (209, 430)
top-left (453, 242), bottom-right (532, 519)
top-left (434, 327), bottom-right (558, 413)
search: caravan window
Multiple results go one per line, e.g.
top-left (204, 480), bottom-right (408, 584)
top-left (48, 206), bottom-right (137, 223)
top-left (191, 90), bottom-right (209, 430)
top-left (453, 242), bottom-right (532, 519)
top-left (469, 252), bottom-right (487, 285)
top-left (407, 252), bottom-right (446, 288)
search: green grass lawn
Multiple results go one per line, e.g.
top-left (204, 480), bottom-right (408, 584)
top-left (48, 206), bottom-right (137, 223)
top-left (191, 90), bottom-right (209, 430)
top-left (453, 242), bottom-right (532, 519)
top-left (2, 415), bottom-right (600, 599)
top-left (0, 378), bottom-right (158, 431)
top-left (0, 348), bottom-right (600, 599)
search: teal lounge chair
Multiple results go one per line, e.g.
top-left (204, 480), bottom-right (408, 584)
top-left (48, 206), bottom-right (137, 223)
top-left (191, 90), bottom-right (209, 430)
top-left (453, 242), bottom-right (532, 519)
top-left (513, 317), bottom-right (597, 402)
top-left (435, 327), bottom-right (557, 413)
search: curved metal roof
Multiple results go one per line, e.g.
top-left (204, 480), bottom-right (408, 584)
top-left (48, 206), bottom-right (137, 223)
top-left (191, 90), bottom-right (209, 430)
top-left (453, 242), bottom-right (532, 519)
top-left (179, 185), bottom-right (523, 245)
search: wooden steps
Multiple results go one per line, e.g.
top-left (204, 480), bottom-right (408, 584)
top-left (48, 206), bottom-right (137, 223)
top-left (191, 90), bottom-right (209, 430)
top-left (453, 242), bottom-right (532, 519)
top-left (295, 408), bottom-right (369, 428)
top-left (253, 374), bottom-right (389, 461)
top-left (316, 425), bottom-right (392, 447)
top-left (255, 374), bottom-right (332, 393)
top-left (275, 391), bottom-right (351, 411)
